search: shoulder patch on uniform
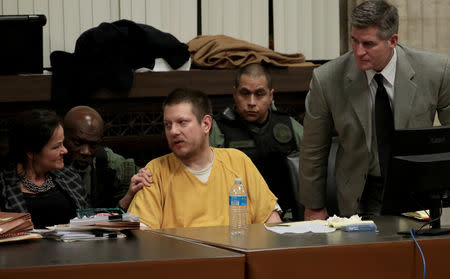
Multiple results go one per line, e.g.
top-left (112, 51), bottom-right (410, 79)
top-left (222, 107), bottom-right (236, 120)
top-left (273, 123), bottom-right (293, 143)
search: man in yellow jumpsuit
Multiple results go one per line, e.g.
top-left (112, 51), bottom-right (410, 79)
top-left (128, 88), bottom-right (282, 228)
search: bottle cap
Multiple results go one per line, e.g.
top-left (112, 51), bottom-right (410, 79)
top-left (234, 178), bottom-right (242, 183)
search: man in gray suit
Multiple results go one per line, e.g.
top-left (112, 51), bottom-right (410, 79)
top-left (300, 0), bottom-right (450, 220)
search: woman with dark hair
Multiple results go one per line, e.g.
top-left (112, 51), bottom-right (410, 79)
top-left (0, 109), bottom-right (88, 228)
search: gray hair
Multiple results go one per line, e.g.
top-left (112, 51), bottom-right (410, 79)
top-left (351, 0), bottom-right (398, 40)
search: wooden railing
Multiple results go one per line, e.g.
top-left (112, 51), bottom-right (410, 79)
top-left (0, 66), bottom-right (316, 165)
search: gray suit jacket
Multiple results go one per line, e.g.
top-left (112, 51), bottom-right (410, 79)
top-left (299, 44), bottom-right (450, 216)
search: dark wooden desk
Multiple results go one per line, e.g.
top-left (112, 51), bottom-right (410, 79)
top-left (154, 216), bottom-right (450, 279)
top-left (0, 230), bottom-right (245, 279)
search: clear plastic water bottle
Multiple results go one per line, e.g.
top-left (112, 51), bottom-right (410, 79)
top-left (229, 177), bottom-right (248, 235)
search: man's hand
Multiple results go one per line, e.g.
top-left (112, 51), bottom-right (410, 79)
top-left (304, 208), bottom-right (328, 221)
top-left (265, 210), bottom-right (282, 223)
top-left (129, 168), bottom-right (153, 194)
top-left (119, 168), bottom-right (153, 210)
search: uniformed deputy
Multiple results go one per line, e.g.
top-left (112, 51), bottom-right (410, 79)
top-left (209, 63), bottom-right (304, 220)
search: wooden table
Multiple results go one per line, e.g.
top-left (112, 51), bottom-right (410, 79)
top-left (154, 216), bottom-right (450, 279)
top-left (0, 230), bottom-right (245, 279)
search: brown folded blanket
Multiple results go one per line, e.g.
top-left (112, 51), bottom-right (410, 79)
top-left (188, 34), bottom-right (314, 69)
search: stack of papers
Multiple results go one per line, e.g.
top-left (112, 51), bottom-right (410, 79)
top-left (401, 210), bottom-right (430, 221)
top-left (0, 212), bottom-right (42, 243)
top-left (43, 225), bottom-right (125, 241)
top-left (69, 212), bottom-right (140, 229)
top-left (265, 215), bottom-right (377, 234)
top-left (327, 215), bottom-right (377, 232)
top-left (265, 220), bottom-right (336, 234)
top-left (42, 213), bottom-right (140, 241)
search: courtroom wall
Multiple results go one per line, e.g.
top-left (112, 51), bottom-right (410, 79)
top-left (0, 0), bottom-right (341, 68)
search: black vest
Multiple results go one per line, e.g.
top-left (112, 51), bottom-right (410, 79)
top-left (215, 108), bottom-right (298, 214)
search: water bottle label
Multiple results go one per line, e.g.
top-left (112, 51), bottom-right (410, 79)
top-left (229, 196), bottom-right (247, 206)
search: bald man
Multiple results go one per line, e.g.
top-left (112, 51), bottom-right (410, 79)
top-left (64, 106), bottom-right (151, 210)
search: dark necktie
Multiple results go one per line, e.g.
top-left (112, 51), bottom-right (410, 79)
top-left (374, 73), bottom-right (394, 178)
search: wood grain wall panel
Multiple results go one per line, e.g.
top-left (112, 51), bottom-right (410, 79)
top-left (202, 0), bottom-right (269, 48)
top-left (238, 0), bottom-right (250, 42)
top-left (165, 0), bottom-right (196, 43)
top-left (177, 0), bottom-right (196, 42)
top-left (110, 0), bottom-right (119, 21)
top-left (297, 0), bottom-right (312, 56)
top-left (168, 0), bottom-right (178, 33)
top-left (395, 0), bottom-right (408, 42)
top-left (167, 0), bottom-right (181, 39)
top-left (63, 0), bottom-right (80, 53)
top-left (321, 0), bottom-right (340, 59)
top-left (2, 0), bottom-right (449, 70)
top-left (436, 0), bottom-right (450, 55)
top-left (92, 0), bottom-right (111, 26)
top-left (223, 0), bottom-right (239, 38)
top-left (422, 0), bottom-right (437, 51)
top-left (201, 0), bottom-right (222, 37)
top-left (2, 0), bottom-right (196, 69)
top-left (48, 0), bottom-right (64, 55)
top-left (119, 0), bottom-right (196, 43)
top-left (274, 0), bottom-right (340, 60)
top-left (406, 0), bottom-right (422, 49)
top-left (34, 0), bottom-right (49, 68)
top-left (2, 0), bottom-right (17, 14)
top-left (250, 0), bottom-right (268, 47)
top-left (130, 0), bottom-right (146, 24)
top-left (311, 0), bottom-right (326, 59)
top-left (145, 0), bottom-right (162, 28)
top-left (18, 0), bottom-right (32, 13)
top-left (119, 0), bottom-right (132, 20)
top-left (79, 0), bottom-right (93, 34)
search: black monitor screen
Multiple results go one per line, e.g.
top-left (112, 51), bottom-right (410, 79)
top-left (0, 15), bottom-right (46, 75)
top-left (382, 125), bottom-right (450, 223)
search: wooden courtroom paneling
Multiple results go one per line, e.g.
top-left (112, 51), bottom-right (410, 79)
top-left (119, 0), bottom-right (197, 43)
top-left (0, 66), bottom-right (315, 102)
top-left (273, 0), bottom-right (340, 60)
top-left (201, 0), bottom-right (269, 49)
top-left (0, 66), bottom-right (315, 165)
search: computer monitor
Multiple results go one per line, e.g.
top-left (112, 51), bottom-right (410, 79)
top-left (0, 15), bottom-right (46, 74)
top-left (381, 125), bottom-right (450, 235)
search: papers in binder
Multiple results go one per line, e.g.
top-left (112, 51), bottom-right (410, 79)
top-left (43, 225), bottom-right (126, 241)
top-left (0, 212), bottom-right (41, 243)
top-left (42, 212), bottom-right (139, 241)
top-left (69, 212), bottom-right (140, 229)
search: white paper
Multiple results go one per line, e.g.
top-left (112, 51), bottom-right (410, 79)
top-left (265, 220), bottom-right (336, 234)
